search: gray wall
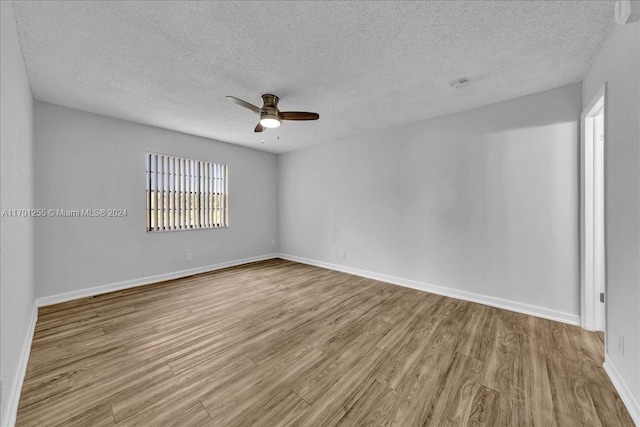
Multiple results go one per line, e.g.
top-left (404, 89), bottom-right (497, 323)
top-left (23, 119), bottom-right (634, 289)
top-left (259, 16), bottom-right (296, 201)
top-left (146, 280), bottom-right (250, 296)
top-left (279, 83), bottom-right (581, 319)
top-left (34, 102), bottom-right (278, 299)
top-left (0, 2), bottom-right (35, 425)
top-left (583, 20), bottom-right (640, 404)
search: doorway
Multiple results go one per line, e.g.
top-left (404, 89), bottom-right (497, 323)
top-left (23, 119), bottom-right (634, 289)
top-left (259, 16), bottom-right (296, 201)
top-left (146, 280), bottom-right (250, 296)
top-left (581, 84), bottom-right (606, 333)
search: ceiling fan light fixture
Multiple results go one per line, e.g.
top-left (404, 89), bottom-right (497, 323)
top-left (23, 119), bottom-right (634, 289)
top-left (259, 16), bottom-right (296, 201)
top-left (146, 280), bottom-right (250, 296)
top-left (260, 114), bottom-right (281, 128)
top-left (228, 94), bottom-right (318, 133)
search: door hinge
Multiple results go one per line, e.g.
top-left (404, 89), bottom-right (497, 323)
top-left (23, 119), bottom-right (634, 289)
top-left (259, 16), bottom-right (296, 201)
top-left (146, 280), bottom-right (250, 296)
top-left (600, 292), bottom-right (605, 303)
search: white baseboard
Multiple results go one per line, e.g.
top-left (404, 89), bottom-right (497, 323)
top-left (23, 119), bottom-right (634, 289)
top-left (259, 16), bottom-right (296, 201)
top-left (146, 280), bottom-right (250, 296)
top-left (603, 356), bottom-right (640, 426)
top-left (35, 253), bottom-right (278, 307)
top-left (277, 253), bottom-right (580, 326)
top-left (1, 304), bottom-right (37, 427)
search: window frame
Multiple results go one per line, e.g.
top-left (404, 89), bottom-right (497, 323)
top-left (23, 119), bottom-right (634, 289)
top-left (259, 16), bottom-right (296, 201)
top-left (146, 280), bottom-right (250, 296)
top-left (145, 152), bottom-right (229, 233)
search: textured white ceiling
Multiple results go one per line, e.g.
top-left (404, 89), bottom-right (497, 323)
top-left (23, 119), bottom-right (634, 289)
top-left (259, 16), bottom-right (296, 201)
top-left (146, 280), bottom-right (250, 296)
top-left (12, 1), bottom-right (613, 153)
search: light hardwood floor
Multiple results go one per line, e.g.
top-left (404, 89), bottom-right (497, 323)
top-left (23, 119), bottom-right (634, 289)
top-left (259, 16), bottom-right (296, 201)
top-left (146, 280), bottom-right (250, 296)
top-left (17, 259), bottom-right (633, 426)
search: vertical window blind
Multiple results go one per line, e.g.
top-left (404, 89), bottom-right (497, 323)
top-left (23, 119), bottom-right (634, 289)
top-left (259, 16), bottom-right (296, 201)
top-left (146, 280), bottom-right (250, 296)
top-left (146, 153), bottom-right (228, 232)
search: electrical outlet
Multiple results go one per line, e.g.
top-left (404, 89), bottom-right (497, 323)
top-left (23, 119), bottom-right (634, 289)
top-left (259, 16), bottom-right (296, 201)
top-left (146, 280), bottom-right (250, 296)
top-left (186, 253), bottom-right (193, 262)
top-left (618, 335), bottom-right (624, 357)
top-left (271, 238), bottom-right (276, 246)
top-left (340, 250), bottom-right (346, 259)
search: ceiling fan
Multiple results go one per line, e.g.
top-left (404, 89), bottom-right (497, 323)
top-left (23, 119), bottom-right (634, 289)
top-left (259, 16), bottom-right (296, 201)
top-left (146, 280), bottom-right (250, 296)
top-left (226, 94), bottom-right (319, 132)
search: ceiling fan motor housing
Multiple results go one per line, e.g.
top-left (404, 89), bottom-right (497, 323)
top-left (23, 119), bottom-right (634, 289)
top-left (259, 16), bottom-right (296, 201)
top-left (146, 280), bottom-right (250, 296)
top-left (261, 94), bottom-right (279, 107)
top-left (261, 94), bottom-right (279, 114)
top-left (260, 94), bottom-right (281, 125)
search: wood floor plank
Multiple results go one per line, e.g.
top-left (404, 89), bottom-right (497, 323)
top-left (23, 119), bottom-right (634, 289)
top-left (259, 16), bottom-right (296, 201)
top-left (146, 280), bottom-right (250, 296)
top-left (374, 308), bottom-right (441, 390)
top-left (25, 344), bottom-right (128, 383)
top-left (16, 259), bottom-right (634, 426)
top-left (289, 348), bottom-right (389, 427)
top-left (427, 352), bottom-right (483, 425)
top-left (68, 327), bottom-right (226, 388)
top-left (17, 374), bottom-right (70, 410)
top-left (588, 383), bottom-right (636, 426)
top-left (546, 355), bottom-right (603, 427)
top-left (461, 385), bottom-right (501, 427)
top-left (375, 296), bottom-right (440, 353)
top-left (481, 317), bottom-right (517, 396)
top-left (111, 353), bottom-right (254, 422)
top-left (382, 312), bottom-right (468, 425)
top-left (336, 379), bottom-right (398, 426)
top-left (515, 333), bottom-right (556, 427)
top-left (223, 389), bottom-right (310, 427)
top-left (456, 304), bottom-right (494, 361)
top-left (200, 348), bottom-right (326, 425)
top-left (292, 336), bottom-right (385, 405)
top-left (535, 317), bottom-right (579, 362)
top-left (62, 404), bottom-right (116, 427)
top-left (115, 398), bottom-right (211, 427)
top-left (17, 364), bottom-right (174, 426)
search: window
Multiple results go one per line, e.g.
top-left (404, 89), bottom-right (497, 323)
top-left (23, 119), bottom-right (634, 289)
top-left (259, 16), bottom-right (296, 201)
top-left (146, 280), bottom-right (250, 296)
top-left (146, 153), bottom-right (228, 232)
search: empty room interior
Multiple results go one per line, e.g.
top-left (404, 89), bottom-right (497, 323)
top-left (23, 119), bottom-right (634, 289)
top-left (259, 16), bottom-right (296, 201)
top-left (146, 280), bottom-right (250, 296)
top-left (1, 1), bottom-right (639, 426)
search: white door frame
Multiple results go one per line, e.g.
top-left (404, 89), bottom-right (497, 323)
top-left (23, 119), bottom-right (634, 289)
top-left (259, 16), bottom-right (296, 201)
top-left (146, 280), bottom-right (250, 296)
top-left (581, 83), bottom-right (607, 332)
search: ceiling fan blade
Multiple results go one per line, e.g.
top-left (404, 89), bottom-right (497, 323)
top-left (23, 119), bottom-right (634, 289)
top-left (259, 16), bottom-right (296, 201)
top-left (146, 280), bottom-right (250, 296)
top-left (280, 111), bottom-right (319, 121)
top-left (226, 96), bottom-right (262, 114)
top-left (254, 123), bottom-right (264, 132)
